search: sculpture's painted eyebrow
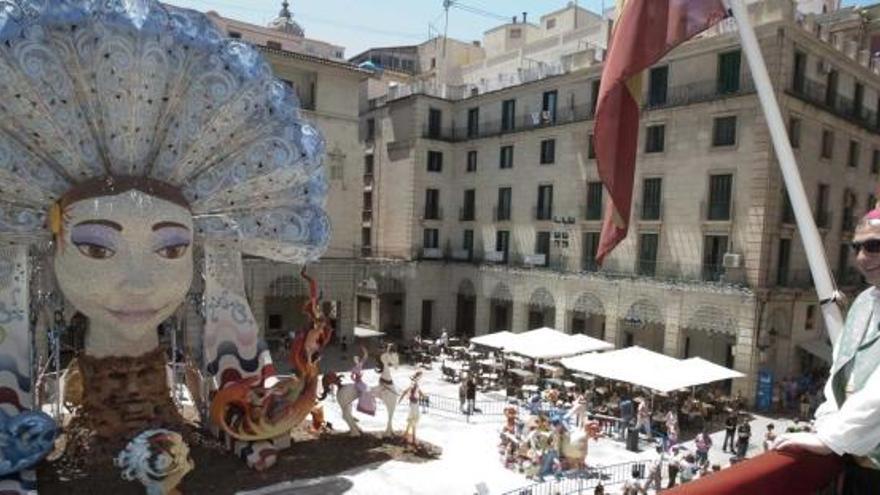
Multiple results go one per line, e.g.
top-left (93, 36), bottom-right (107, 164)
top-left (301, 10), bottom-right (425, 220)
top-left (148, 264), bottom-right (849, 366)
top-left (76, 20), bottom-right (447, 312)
top-left (152, 222), bottom-right (190, 232)
top-left (74, 219), bottom-right (123, 231)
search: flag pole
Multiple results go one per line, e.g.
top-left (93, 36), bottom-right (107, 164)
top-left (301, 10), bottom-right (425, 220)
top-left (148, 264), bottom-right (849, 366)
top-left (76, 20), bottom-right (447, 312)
top-left (726, 0), bottom-right (844, 343)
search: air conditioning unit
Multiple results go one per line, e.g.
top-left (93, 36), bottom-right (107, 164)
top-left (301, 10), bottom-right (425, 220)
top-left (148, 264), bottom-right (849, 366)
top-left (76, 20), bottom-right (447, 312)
top-left (722, 253), bottom-right (742, 269)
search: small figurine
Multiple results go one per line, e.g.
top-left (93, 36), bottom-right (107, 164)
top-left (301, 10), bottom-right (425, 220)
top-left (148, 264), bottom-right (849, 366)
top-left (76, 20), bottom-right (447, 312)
top-left (116, 429), bottom-right (193, 495)
top-left (398, 371), bottom-right (426, 445)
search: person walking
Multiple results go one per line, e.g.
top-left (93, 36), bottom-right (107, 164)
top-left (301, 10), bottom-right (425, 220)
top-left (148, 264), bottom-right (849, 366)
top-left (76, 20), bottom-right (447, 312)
top-left (458, 379), bottom-right (467, 414)
top-left (694, 429), bottom-right (712, 467)
top-left (635, 397), bottom-right (653, 440)
top-left (466, 377), bottom-right (477, 415)
top-left (722, 412), bottom-right (737, 452)
top-left (666, 446), bottom-right (682, 489)
top-left (736, 419), bottom-right (751, 459)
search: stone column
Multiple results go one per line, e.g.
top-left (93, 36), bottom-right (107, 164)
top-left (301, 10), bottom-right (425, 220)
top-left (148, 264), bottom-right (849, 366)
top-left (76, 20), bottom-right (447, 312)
top-left (555, 304), bottom-right (568, 333)
top-left (663, 293), bottom-right (683, 357)
top-left (732, 297), bottom-right (759, 406)
top-left (474, 294), bottom-right (491, 336)
top-left (511, 300), bottom-right (528, 333)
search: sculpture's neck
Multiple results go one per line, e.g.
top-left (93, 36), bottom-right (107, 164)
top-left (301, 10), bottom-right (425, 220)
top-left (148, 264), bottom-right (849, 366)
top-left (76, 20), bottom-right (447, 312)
top-left (85, 322), bottom-right (159, 358)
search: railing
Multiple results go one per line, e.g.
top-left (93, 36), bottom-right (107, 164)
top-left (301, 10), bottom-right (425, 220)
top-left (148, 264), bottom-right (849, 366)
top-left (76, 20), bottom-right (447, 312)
top-left (494, 206), bottom-right (512, 222)
top-left (499, 461), bottom-right (655, 495)
top-left (663, 451), bottom-right (842, 495)
top-left (775, 267), bottom-right (863, 289)
top-left (644, 77), bottom-right (756, 111)
top-left (702, 200), bottom-right (732, 221)
top-left (460, 206), bottom-right (476, 222)
top-left (423, 206), bottom-right (443, 221)
top-left (421, 104), bottom-right (595, 142)
top-left (361, 210), bottom-right (372, 224)
top-left (533, 206), bottom-right (554, 221)
top-left (637, 201), bottom-right (663, 222)
top-left (786, 79), bottom-right (880, 134)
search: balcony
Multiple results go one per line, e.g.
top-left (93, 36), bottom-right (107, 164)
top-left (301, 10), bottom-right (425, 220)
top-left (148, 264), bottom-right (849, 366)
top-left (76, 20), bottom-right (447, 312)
top-left (643, 77), bottom-right (756, 111)
top-left (420, 247), bottom-right (443, 260)
top-left (702, 200), bottom-right (733, 222)
top-left (533, 206), bottom-right (553, 221)
top-left (637, 201), bottom-right (663, 222)
top-left (459, 206), bottom-right (475, 222)
top-left (363, 173), bottom-right (374, 191)
top-left (421, 104), bottom-right (595, 143)
top-left (361, 210), bottom-right (373, 226)
top-left (664, 451), bottom-right (841, 495)
top-left (422, 206), bottom-right (443, 221)
top-left (787, 78), bottom-right (880, 133)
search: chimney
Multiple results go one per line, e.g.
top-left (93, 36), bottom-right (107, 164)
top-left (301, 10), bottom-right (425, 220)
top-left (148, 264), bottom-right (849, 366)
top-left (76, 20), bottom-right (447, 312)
top-left (523, 12), bottom-right (528, 23)
top-left (472, 40), bottom-right (481, 47)
top-left (512, 15), bottom-right (517, 24)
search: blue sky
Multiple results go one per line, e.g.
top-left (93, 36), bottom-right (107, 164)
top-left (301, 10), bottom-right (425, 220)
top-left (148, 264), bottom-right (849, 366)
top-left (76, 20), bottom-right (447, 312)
top-left (164, 0), bottom-right (876, 58)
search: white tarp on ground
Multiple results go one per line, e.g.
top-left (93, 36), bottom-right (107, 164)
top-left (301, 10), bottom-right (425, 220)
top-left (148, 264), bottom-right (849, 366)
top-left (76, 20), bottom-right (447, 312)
top-left (470, 330), bottom-right (517, 349)
top-left (560, 346), bottom-right (741, 393)
top-left (505, 327), bottom-right (614, 359)
top-left (354, 326), bottom-right (385, 338)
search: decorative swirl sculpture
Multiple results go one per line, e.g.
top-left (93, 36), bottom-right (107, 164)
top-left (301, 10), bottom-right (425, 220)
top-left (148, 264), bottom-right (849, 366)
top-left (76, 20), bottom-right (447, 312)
top-left (209, 269), bottom-right (332, 441)
top-left (115, 429), bottom-right (193, 495)
top-left (0, 410), bottom-right (58, 477)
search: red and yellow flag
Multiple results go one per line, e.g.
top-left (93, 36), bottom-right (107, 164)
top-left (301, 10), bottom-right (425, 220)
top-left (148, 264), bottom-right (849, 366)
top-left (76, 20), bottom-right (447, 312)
top-left (594, 0), bottom-right (728, 264)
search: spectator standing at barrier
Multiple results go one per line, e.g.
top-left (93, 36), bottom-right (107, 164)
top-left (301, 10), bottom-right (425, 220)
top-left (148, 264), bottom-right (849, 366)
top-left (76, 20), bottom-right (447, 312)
top-left (635, 397), bottom-right (652, 440)
top-left (619, 395), bottom-right (634, 440)
top-left (466, 377), bottom-right (477, 415)
top-left (694, 429), bottom-right (712, 466)
top-left (622, 464), bottom-right (646, 495)
top-left (722, 412), bottom-right (737, 452)
top-left (736, 419), bottom-right (751, 459)
top-left (643, 445), bottom-right (664, 493)
top-left (678, 454), bottom-right (697, 484)
top-left (459, 380), bottom-right (467, 414)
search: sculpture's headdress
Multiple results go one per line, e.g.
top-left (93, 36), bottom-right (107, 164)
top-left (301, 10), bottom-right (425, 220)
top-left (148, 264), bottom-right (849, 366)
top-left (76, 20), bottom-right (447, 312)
top-left (0, 0), bottom-right (329, 263)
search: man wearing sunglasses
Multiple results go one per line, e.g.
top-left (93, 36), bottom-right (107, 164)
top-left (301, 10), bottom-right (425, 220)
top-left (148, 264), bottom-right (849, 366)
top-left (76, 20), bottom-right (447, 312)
top-left (774, 209), bottom-right (880, 493)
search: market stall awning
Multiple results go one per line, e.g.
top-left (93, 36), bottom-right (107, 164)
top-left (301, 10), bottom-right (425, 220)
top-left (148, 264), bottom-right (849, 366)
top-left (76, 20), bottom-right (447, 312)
top-left (505, 327), bottom-right (614, 360)
top-left (560, 346), bottom-right (740, 393)
top-left (470, 330), bottom-right (516, 350)
top-left (354, 326), bottom-right (384, 338)
top-left (797, 338), bottom-right (833, 364)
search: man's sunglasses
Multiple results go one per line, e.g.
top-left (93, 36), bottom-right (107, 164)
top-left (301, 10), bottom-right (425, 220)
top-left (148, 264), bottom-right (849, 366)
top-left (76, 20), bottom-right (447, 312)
top-left (851, 239), bottom-right (880, 254)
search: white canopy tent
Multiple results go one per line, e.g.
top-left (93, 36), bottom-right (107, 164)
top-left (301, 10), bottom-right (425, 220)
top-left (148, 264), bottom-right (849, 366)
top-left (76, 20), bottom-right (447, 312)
top-left (504, 327), bottom-right (614, 360)
top-left (354, 326), bottom-right (384, 338)
top-left (470, 331), bottom-right (517, 350)
top-left (560, 346), bottom-right (742, 393)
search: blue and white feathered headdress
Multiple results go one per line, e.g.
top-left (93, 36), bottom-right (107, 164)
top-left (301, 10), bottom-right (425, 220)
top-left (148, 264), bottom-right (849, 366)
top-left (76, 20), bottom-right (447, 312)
top-left (0, 0), bottom-right (330, 263)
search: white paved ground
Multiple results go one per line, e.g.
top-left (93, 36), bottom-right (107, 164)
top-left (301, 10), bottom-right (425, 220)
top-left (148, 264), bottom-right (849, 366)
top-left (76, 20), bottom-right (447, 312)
top-left (238, 358), bottom-right (799, 495)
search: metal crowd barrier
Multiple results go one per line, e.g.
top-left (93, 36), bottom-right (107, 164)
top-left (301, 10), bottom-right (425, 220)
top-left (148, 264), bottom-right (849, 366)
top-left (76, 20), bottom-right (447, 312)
top-left (498, 461), bottom-right (659, 495)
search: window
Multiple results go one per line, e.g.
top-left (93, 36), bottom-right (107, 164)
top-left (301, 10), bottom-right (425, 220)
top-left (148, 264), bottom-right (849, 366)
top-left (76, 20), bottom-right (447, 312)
top-left (590, 79), bottom-right (601, 115)
top-left (268, 314), bottom-right (282, 329)
top-left (536, 185), bottom-right (554, 220)
top-left (266, 40), bottom-right (282, 50)
top-left (805, 305), bottom-right (816, 331)
top-left (702, 235), bottom-right (728, 281)
top-left (842, 189), bottom-right (856, 232)
top-left (788, 117), bottom-right (801, 149)
top-left (463, 229), bottom-right (474, 256)
top-left (467, 107), bottom-right (480, 138)
top-left (424, 189), bottom-right (440, 219)
top-left (777, 238), bottom-right (791, 286)
top-left (421, 300), bottom-right (433, 338)
top-left (717, 50), bottom-right (741, 94)
top-left (874, 149), bottom-right (880, 174)
top-left (792, 50), bottom-right (806, 94)
top-left (821, 130), bottom-right (834, 159)
top-left (546, 18), bottom-right (557, 29)
top-left (427, 108), bottom-right (442, 138)
top-left (430, 58), bottom-right (436, 69)
top-left (497, 187), bottom-right (512, 221)
top-left (357, 296), bottom-right (372, 326)
top-left (638, 233), bottom-right (659, 276)
top-left (502, 99), bottom-right (516, 131)
top-left (499, 145), bottom-right (514, 169)
top-left (496, 230), bottom-right (510, 263)
top-left (540, 139), bottom-right (556, 164)
top-left (816, 183), bottom-right (830, 228)
top-left (781, 191), bottom-right (795, 224)
top-left (825, 69), bottom-right (838, 108)
top-left (868, 193), bottom-right (877, 213)
top-left (848, 140), bottom-right (860, 168)
top-left (642, 178), bottom-right (662, 220)
top-left (542, 90), bottom-right (558, 123)
top-left (364, 154), bottom-right (374, 175)
top-left (854, 83), bottom-right (864, 118)
top-left (586, 181), bottom-right (603, 220)
top-left (366, 118), bottom-right (375, 142)
top-left (645, 124), bottom-right (665, 153)
top-left (467, 150), bottom-right (478, 172)
top-left (648, 66), bottom-right (668, 107)
top-left (461, 189), bottom-right (475, 221)
top-left (836, 244), bottom-right (850, 282)
top-left (708, 174), bottom-right (733, 220)
top-left (228, 31), bottom-right (242, 39)
top-left (427, 150), bottom-right (443, 172)
top-left (363, 191), bottom-right (372, 209)
top-left (535, 232), bottom-right (551, 266)
top-left (712, 116), bottom-right (737, 147)
top-left (362, 227), bottom-right (371, 247)
top-left (423, 228), bottom-right (439, 248)
top-left (509, 28), bottom-right (521, 39)
top-left (582, 232), bottom-right (600, 271)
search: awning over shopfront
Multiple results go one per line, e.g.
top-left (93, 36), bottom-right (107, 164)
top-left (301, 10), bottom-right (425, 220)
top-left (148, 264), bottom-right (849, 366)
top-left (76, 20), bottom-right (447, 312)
top-left (354, 326), bottom-right (384, 338)
top-left (797, 338), bottom-right (833, 364)
top-left (470, 331), bottom-right (516, 349)
top-left (504, 327), bottom-right (614, 360)
top-left (560, 346), bottom-right (742, 393)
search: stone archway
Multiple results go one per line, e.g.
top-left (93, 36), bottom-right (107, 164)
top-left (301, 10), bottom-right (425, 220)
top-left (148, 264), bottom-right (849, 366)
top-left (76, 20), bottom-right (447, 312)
top-left (620, 298), bottom-right (665, 352)
top-left (682, 305), bottom-right (738, 368)
top-left (489, 282), bottom-right (513, 332)
top-left (528, 287), bottom-right (556, 330)
top-left (569, 292), bottom-right (605, 339)
top-left (356, 275), bottom-right (405, 339)
top-left (266, 274), bottom-right (310, 349)
top-left (455, 279), bottom-right (477, 337)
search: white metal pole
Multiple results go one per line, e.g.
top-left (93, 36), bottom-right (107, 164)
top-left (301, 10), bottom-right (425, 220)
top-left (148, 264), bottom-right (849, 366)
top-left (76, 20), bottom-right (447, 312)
top-left (727, 0), bottom-right (844, 344)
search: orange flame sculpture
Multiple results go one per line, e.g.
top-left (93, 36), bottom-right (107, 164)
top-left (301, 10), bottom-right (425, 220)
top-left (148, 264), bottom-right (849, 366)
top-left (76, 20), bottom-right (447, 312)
top-left (209, 269), bottom-right (333, 441)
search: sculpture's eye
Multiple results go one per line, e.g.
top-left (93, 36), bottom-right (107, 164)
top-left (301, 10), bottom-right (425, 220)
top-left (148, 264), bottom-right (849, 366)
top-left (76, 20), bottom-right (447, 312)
top-left (74, 242), bottom-right (115, 259)
top-left (156, 244), bottom-right (189, 259)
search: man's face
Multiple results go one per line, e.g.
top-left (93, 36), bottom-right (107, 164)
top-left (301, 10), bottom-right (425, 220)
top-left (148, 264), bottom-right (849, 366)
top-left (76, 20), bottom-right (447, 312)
top-left (853, 222), bottom-right (880, 286)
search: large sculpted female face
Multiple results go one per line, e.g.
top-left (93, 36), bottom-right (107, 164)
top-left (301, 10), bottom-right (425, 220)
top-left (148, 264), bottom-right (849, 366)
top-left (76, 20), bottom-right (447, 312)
top-left (53, 190), bottom-right (193, 356)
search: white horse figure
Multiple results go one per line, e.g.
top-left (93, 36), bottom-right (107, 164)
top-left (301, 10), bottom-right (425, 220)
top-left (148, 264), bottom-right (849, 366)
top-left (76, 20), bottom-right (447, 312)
top-left (321, 346), bottom-right (400, 437)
